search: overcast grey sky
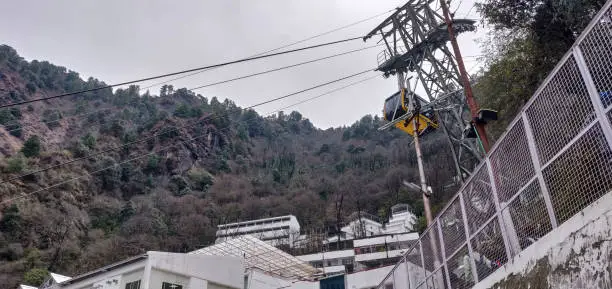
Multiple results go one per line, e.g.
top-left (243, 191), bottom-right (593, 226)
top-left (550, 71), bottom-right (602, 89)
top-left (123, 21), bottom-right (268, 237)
top-left (0, 0), bottom-right (485, 128)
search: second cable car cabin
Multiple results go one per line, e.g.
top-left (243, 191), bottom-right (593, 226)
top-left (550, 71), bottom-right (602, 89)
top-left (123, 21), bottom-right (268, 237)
top-left (383, 89), bottom-right (439, 137)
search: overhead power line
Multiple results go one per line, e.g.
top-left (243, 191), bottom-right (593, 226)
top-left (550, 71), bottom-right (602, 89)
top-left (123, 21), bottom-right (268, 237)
top-left (1, 70), bottom-right (378, 204)
top-left (140, 8), bottom-right (394, 91)
top-left (189, 45), bottom-right (381, 91)
top-left (273, 74), bottom-right (380, 112)
top-left (2, 45), bottom-right (380, 134)
top-left (0, 69), bottom-right (374, 186)
top-left (0, 36), bottom-right (363, 109)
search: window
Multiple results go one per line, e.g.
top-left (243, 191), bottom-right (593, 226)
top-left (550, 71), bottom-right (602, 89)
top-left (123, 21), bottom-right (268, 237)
top-left (125, 280), bottom-right (141, 289)
top-left (162, 282), bottom-right (183, 289)
top-left (342, 258), bottom-right (353, 265)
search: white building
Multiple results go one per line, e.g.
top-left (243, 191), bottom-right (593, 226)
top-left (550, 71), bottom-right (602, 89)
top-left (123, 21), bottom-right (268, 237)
top-left (216, 215), bottom-right (301, 248)
top-left (46, 251), bottom-right (244, 289)
top-left (382, 204), bottom-right (417, 234)
top-left (326, 204), bottom-right (418, 244)
top-left (296, 231), bottom-right (419, 274)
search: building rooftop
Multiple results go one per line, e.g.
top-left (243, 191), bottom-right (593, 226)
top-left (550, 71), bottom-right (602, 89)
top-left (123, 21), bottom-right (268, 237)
top-left (50, 273), bottom-right (71, 283)
top-left (191, 235), bottom-right (320, 280)
top-left (218, 215), bottom-right (297, 228)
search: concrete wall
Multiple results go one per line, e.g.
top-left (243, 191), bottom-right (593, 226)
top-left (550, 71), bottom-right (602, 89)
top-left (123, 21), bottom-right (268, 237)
top-left (247, 270), bottom-right (291, 289)
top-left (473, 192), bottom-right (612, 289)
top-left (120, 269), bottom-right (145, 289)
top-left (347, 266), bottom-right (393, 289)
top-left (148, 251), bottom-right (244, 289)
top-left (148, 268), bottom-right (190, 289)
top-left (58, 260), bottom-right (146, 289)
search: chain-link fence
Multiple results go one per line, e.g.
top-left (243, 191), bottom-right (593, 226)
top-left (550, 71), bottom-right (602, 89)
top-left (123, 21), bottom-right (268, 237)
top-left (375, 1), bottom-right (612, 288)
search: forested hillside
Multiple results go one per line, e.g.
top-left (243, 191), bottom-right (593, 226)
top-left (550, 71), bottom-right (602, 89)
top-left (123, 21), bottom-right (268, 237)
top-left (0, 0), bottom-right (606, 286)
top-left (0, 45), bottom-right (461, 288)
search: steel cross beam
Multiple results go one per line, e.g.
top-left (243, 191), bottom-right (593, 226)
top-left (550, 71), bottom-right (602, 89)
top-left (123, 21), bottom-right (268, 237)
top-left (368, 0), bottom-right (482, 178)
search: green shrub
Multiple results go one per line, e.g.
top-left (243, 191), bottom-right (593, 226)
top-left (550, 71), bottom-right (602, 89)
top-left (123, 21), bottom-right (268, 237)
top-left (21, 135), bottom-right (41, 157)
top-left (6, 154), bottom-right (26, 173)
top-left (187, 168), bottom-right (214, 191)
top-left (170, 175), bottom-right (190, 196)
top-left (23, 268), bottom-right (48, 286)
top-left (145, 155), bottom-right (160, 173)
top-left (82, 133), bottom-right (96, 149)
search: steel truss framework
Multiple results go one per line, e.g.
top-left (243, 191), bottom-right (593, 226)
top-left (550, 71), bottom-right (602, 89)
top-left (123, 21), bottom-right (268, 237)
top-left (364, 0), bottom-right (482, 178)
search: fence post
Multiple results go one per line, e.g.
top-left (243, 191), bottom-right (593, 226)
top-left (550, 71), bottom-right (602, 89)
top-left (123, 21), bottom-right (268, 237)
top-left (404, 256), bottom-right (412, 289)
top-left (418, 239), bottom-right (427, 286)
top-left (485, 158), bottom-right (517, 257)
top-left (573, 46), bottom-right (612, 151)
top-left (458, 192), bottom-right (479, 283)
top-left (521, 113), bottom-right (559, 229)
top-left (436, 220), bottom-right (453, 289)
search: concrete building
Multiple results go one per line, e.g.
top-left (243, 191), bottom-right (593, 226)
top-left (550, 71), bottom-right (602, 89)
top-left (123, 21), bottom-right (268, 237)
top-left (382, 204), bottom-right (417, 234)
top-left (216, 215), bottom-right (300, 248)
top-left (45, 251), bottom-right (244, 289)
top-left (325, 204), bottom-right (417, 244)
top-left (296, 232), bottom-right (418, 274)
top-left (291, 204), bottom-right (419, 275)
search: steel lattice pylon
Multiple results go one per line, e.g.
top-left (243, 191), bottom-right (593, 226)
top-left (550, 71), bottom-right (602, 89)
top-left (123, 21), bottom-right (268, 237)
top-left (365, 0), bottom-right (483, 179)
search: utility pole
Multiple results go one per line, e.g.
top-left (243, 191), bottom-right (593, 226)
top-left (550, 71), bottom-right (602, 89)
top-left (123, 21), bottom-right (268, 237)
top-left (398, 72), bottom-right (435, 227)
top-left (438, 0), bottom-right (491, 152)
top-left (412, 118), bottom-right (435, 226)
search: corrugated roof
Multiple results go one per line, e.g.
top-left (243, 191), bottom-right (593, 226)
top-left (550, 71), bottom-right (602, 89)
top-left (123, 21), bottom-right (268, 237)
top-left (190, 235), bottom-right (321, 280)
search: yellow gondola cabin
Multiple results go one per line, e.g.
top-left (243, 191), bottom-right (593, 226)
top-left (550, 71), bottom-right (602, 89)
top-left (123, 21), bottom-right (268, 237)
top-left (383, 89), bottom-right (439, 137)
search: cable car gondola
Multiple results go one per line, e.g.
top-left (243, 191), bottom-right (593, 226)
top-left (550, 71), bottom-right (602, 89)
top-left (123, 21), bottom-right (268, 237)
top-left (383, 89), bottom-right (439, 137)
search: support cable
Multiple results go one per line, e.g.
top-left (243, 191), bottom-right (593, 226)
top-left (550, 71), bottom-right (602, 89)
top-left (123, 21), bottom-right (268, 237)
top-left (0, 71), bottom-right (378, 204)
top-left (0, 36), bottom-right (364, 109)
top-left (140, 8), bottom-right (394, 90)
top-left (0, 69), bottom-right (374, 186)
top-left (2, 45), bottom-right (380, 133)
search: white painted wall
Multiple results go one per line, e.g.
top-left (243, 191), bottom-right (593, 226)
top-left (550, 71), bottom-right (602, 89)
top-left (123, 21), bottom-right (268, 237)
top-left (247, 270), bottom-right (291, 289)
top-left (148, 251), bottom-right (244, 289)
top-left (119, 269), bottom-right (145, 289)
top-left (57, 252), bottom-right (244, 289)
top-left (148, 268), bottom-right (190, 289)
top-left (58, 260), bottom-right (146, 289)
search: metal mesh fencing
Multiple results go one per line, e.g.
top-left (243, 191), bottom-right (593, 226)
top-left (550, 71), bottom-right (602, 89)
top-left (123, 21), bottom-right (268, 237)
top-left (446, 246), bottom-right (474, 289)
top-left (420, 222), bottom-right (443, 273)
top-left (375, 2), bottom-right (612, 288)
top-left (439, 197), bottom-right (467, 257)
top-left (406, 243), bottom-right (426, 287)
top-left (470, 217), bottom-right (508, 281)
top-left (424, 267), bottom-right (448, 289)
top-left (502, 180), bottom-right (553, 250)
top-left (526, 56), bottom-right (596, 164)
top-left (579, 7), bottom-right (612, 109)
top-left (462, 165), bottom-right (496, 235)
top-left (542, 124), bottom-right (612, 223)
top-left (489, 119), bottom-right (536, 202)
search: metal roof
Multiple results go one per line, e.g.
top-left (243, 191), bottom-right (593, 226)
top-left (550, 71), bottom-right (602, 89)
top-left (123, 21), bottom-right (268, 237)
top-left (50, 273), bottom-right (71, 283)
top-left (190, 235), bottom-right (321, 280)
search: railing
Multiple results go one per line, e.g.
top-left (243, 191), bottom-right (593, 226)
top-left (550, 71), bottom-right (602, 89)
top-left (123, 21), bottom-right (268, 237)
top-left (375, 1), bottom-right (612, 288)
